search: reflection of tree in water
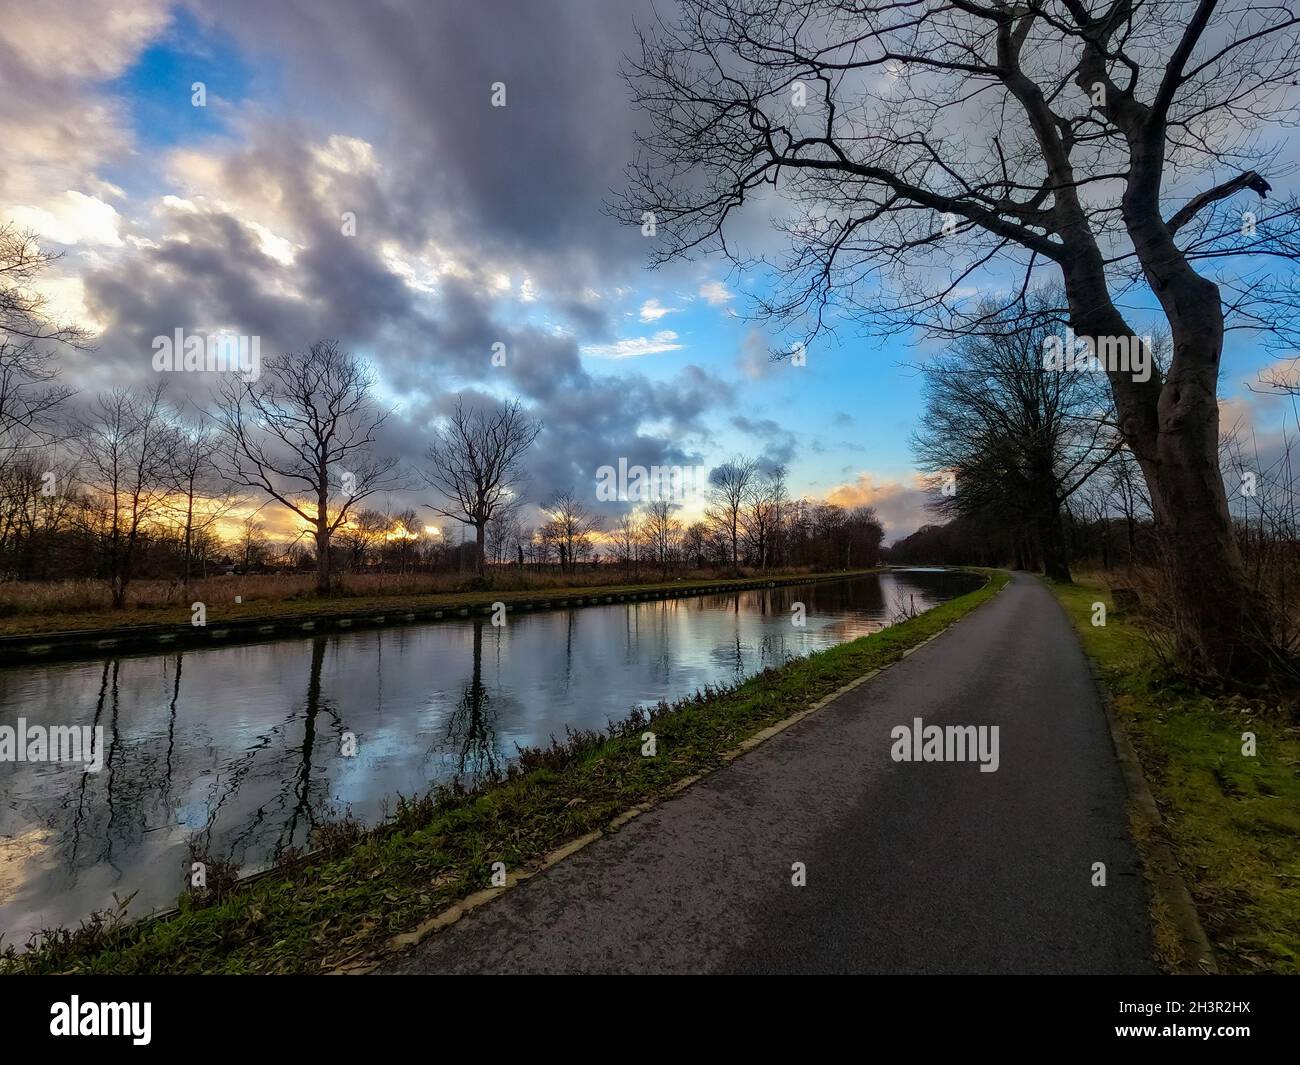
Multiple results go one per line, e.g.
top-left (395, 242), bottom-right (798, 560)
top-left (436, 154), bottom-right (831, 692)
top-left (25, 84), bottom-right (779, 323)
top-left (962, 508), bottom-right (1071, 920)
top-left (68, 659), bottom-right (114, 868)
top-left (445, 621), bottom-right (502, 786)
top-left (722, 631), bottom-right (746, 678)
top-left (757, 632), bottom-right (790, 668)
top-left (97, 652), bottom-right (188, 868)
top-left (207, 635), bottom-right (349, 866)
top-left (53, 640), bottom-right (336, 884)
top-left (708, 600), bottom-right (749, 679)
top-left (62, 657), bottom-right (174, 875)
top-left (643, 600), bottom-right (677, 685)
top-left (707, 629), bottom-right (790, 676)
top-left (21, 573), bottom-right (995, 925)
top-left (42, 619), bottom-right (536, 917)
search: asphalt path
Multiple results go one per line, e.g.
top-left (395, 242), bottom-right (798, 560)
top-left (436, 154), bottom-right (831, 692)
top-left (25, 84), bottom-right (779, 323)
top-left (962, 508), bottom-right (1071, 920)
top-left (380, 572), bottom-right (1154, 974)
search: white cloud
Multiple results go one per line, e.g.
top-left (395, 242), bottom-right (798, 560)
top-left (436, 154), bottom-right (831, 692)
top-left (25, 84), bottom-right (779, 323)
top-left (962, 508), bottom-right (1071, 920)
top-left (311, 134), bottom-right (379, 176)
top-left (246, 220), bottom-right (298, 265)
top-left (32, 274), bottom-right (103, 333)
top-left (638, 297), bottom-right (677, 322)
top-left (8, 191), bottom-right (123, 247)
top-left (582, 330), bottom-right (684, 359)
top-left (0, 0), bottom-right (168, 77)
top-left (699, 280), bottom-right (734, 305)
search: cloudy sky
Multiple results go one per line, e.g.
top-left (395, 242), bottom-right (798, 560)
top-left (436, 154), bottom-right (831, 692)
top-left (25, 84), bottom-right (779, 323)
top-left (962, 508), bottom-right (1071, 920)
top-left (1, 0), bottom-right (1291, 543)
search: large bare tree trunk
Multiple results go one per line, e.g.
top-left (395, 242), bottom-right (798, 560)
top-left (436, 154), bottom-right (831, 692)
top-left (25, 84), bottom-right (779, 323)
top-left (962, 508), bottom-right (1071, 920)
top-left (315, 479), bottom-right (332, 596)
top-left (1149, 414), bottom-right (1265, 677)
top-left (1029, 443), bottom-right (1071, 582)
top-left (1069, 260), bottom-right (1271, 680)
top-left (315, 525), bottom-right (332, 596)
top-left (474, 521), bottom-right (486, 576)
top-left (1130, 152), bottom-right (1274, 678)
top-left (1035, 502), bottom-right (1071, 583)
top-left (1143, 307), bottom-right (1267, 677)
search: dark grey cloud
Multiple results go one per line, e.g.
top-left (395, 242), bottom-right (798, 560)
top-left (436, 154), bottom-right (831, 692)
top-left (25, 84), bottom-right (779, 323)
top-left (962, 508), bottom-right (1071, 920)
top-left (82, 199), bottom-right (431, 394)
top-left (201, 0), bottom-right (657, 292)
top-left (731, 414), bottom-right (797, 467)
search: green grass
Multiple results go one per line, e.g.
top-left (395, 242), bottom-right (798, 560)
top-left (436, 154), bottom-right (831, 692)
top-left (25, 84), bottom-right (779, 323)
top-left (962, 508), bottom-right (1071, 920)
top-left (2, 569), bottom-right (1007, 975)
top-left (1050, 577), bottom-right (1300, 974)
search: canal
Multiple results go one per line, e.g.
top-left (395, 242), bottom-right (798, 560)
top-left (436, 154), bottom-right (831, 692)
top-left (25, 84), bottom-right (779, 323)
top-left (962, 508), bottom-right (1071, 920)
top-left (0, 567), bottom-right (982, 944)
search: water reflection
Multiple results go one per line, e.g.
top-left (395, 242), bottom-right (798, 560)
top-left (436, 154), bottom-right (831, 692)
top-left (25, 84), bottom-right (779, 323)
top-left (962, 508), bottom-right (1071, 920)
top-left (0, 569), bottom-right (979, 943)
top-left (449, 621), bottom-right (503, 782)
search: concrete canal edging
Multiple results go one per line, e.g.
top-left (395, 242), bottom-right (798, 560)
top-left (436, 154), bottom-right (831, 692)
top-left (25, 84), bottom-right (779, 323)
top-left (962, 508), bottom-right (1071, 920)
top-left (0, 570), bottom-right (880, 667)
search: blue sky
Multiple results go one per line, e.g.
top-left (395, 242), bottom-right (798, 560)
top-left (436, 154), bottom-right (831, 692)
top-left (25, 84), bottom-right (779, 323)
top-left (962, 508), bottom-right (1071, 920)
top-left (113, 10), bottom-right (255, 150)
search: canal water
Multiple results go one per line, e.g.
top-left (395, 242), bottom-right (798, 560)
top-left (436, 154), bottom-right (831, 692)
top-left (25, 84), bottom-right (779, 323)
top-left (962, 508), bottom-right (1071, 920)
top-left (0, 568), bottom-right (981, 944)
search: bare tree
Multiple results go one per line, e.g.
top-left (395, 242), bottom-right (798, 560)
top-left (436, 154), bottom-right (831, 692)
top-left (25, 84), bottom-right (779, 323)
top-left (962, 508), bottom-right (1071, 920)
top-left (612, 512), bottom-right (644, 575)
top-left (0, 452), bottom-right (82, 579)
top-left (541, 490), bottom-right (604, 573)
top-left (683, 520), bottom-right (710, 569)
top-left (77, 384), bottom-right (176, 608)
top-left (845, 505), bottom-right (886, 570)
top-left (1105, 446), bottom-right (1152, 564)
top-left (813, 502), bottom-right (847, 569)
top-left (217, 340), bottom-right (400, 595)
top-left (379, 507), bottom-right (422, 572)
top-left (706, 455), bottom-right (759, 569)
top-left (421, 396), bottom-right (541, 575)
top-left (238, 515), bottom-right (271, 570)
top-left (743, 463), bottom-right (788, 571)
top-left (336, 507), bottom-right (389, 572)
top-left (643, 499), bottom-right (683, 575)
top-left (620, 0), bottom-right (1300, 677)
top-left (912, 295), bottom-right (1121, 580)
top-left (167, 416), bottom-right (235, 586)
top-left (0, 224), bottom-right (81, 454)
top-left (485, 501), bottom-right (525, 566)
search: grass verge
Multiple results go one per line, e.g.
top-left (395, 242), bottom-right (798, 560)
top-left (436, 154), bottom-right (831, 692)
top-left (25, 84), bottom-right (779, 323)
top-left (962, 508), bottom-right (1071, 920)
top-left (1050, 577), bottom-right (1300, 974)
top-left (2, 569), bottom-right (1006, 974)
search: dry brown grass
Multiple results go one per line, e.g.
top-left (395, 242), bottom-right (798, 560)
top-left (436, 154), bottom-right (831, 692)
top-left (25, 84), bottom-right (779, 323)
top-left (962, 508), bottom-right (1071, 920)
top-left (1074, 554), bottom-right (1300, 690)
top-left (0, 567), bottom-right (812, 613)
top-left (0, 565), bottom-right (829, 636)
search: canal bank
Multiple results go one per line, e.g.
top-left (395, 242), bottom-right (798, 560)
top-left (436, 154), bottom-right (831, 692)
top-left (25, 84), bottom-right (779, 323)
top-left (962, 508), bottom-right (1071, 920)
top-left (0, 569), bottom-right (879, 666)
